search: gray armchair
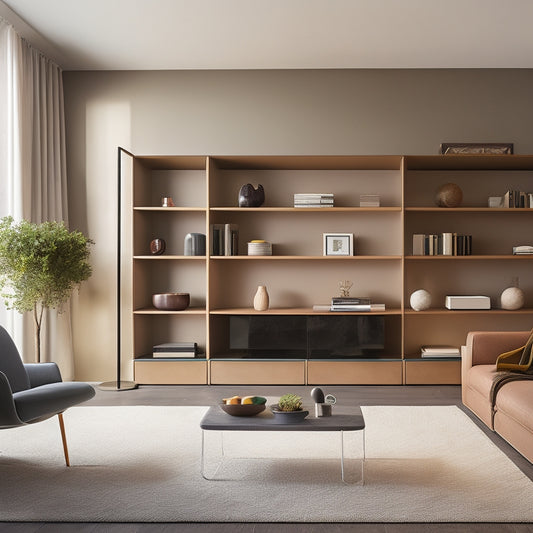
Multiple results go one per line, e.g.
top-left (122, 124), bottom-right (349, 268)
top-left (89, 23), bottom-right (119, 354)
top-left (0, 325), bottom-right (95, 466)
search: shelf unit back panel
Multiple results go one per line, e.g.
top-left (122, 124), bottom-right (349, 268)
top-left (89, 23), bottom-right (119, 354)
top-left (133, 314), bottom-right (206, 359)
top-left (209, 259), bottom-right (402, 309)
top-left (404, 169), bottom-right (533, 208)
top-left (404, 258), bottom-right (533, 305)
top-left (134, 210), bottom-right (207, 255)
top-left (403, 312), bottom-right (533, 356)
top-left (210, 169), bottom-right (401, 208)
top-left (133, 259), bottom-right (206, 309)
top-left (210, 210), bottom-right (402, 256)
top-left (404, 211), bottom-right (533, 256)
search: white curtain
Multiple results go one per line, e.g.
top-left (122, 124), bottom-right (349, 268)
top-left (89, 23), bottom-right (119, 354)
top-left (0, 17), bottom-right (74, 378)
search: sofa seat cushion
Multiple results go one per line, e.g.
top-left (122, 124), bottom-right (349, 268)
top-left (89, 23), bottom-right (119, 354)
top-left (495, 380), bottom-right (533, 431)
top-left (465, 364), bottom-right (499, 397)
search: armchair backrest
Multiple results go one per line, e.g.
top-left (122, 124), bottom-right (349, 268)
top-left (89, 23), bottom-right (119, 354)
top-left (0, 326), bottom-right (30, 393)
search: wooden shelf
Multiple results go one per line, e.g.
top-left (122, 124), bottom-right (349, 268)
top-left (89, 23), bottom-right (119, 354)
top-left (405, 255), bottom-right (533, 260)
top-left (209, 307), bottom-right (401, 315)
top-left (210, 255), bottom-right (402, 260)
top-left (405, 308), bottom-right (533, 315)
top-left (134, 206), bottom-right (206, 211)
top-left (134, 307), bottom-right (206, 315)
top-left (210, 206), bottom-right (402, 212)
top-left (405, 207), bottom-right (533, 212)
top-left (134, 255), bottom-right (206, 260)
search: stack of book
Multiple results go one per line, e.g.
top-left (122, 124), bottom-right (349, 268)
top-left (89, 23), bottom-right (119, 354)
top-left (247, 240), bottom-right (272, 255)
top-left (294, 193), bottom-right (334, 208)
top-left (152, 342), bottom-right (197, 358)
top-left (359, 194), bottom-right (380, 207)
top-left (329, 297), bottom-right (385, 312)
top-left (420, 345), bottom-right (461, 358)
top-left (412, 233), bottom-right (473, 256)
top-left (210, 223), bottom-right (239, 255)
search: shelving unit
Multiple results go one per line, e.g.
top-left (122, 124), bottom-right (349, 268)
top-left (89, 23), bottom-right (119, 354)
top-left (125, 153), bottom-right (533, 386)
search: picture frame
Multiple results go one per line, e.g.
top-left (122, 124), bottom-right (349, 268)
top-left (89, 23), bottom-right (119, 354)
top-left (323, 233), bottom-right (354, 256)
top-left (439, 143), bottom-right (514, 155)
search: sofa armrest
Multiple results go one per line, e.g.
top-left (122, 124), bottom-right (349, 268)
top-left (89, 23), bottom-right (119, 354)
top-left (464, 331), bottom-right (530, 369)
top-left (0, 371), bottom-right (23, 427)
top-left (24, 363), bottom-right (62, 388)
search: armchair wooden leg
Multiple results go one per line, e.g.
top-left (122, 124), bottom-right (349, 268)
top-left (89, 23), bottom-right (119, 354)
top-left (57, 413), bottom-right (70, 467)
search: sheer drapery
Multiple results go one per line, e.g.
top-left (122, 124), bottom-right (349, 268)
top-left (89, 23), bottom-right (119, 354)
top-left (0, 17), bottom-right (74, 378)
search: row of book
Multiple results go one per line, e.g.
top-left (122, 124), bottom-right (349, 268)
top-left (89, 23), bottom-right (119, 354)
top-left (294, 193), bottom-right (334, 208)
top-left (503, 190), bottom-right (533, 208)
top-left (412, 233), bottom-right (473, 256)
top-left (211, 224), bottom-right (239, 255)
top-left (152, 342), bottom-right (198, 358)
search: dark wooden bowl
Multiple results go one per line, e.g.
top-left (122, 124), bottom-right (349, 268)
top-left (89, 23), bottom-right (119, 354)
top-left (152, 293), bottom-right (190, 311)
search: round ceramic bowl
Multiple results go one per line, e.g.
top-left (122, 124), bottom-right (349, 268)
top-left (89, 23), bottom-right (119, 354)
top-left (220, 403), bottom-right (266, 417)
top-left (152, 293), bottom-right (190, 311)
top-left (270, 405), bottom-right (309, 423)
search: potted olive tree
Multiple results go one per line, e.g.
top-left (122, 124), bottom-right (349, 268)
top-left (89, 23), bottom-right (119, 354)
top-left (0, 216), bottom-right (93, 362)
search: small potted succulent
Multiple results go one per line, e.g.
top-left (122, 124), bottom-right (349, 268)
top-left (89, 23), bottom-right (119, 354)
top-left (271, 393), bottom-right (309, 423)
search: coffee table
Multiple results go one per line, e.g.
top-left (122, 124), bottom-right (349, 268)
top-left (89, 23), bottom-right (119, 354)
top-left (200, 405), bottom-right (365, 484)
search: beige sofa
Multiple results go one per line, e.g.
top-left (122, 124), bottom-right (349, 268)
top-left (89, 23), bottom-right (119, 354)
top-left (462, 330), bottom-right (533, 463)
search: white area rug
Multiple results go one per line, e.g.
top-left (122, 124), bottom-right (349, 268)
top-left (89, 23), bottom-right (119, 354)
top-left (0, 405), bottom-right (532, 522)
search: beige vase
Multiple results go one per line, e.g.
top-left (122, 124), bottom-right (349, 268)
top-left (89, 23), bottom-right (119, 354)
top-left (253, 285), bottom-right (269, 311)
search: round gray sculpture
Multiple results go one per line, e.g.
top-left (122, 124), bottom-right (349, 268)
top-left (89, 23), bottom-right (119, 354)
top-left (238, 183), bottom-right (265, 207)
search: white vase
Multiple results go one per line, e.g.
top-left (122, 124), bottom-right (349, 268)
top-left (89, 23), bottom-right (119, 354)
top-left (253, 285), bottom-right (269, 311)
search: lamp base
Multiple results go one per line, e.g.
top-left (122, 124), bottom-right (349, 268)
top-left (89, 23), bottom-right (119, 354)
top-left (97, 380), bottom-right (138, 391)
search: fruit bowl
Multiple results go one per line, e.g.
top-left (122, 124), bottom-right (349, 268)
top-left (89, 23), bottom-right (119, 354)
top-left (220, 403), bottom-right (266, 417)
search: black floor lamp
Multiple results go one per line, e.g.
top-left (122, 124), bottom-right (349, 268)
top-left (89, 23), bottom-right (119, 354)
top-left (99, 147), bottom-right (137, 391)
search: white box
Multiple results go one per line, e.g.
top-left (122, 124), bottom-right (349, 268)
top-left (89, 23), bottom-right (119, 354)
top-left (445, 295), bottom-right (491, 310)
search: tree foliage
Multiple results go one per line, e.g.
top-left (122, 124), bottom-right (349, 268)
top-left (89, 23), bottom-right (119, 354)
top-left (0, 216), bottom-right (93, 361)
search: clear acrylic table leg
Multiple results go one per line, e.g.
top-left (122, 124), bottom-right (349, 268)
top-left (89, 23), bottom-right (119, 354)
top-left (340, 429), bottom-right (365, 485)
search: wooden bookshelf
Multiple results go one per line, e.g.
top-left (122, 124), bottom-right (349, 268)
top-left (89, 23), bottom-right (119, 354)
top-left (124, 153), bottom-right (533, 385)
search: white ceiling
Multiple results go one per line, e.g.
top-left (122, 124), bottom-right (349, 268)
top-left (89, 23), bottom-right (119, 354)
top-left (1, 0), bottom-right (533, 71)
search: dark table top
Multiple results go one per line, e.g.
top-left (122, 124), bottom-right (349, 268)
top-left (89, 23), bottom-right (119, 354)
top-left (200, 405), bottom-right (365, 431)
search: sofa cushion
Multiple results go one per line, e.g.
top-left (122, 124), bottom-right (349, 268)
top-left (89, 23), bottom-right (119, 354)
top-left (465, 364), bottom-right (499, 397)
top-left (495, 380), bottom-right (533, 430)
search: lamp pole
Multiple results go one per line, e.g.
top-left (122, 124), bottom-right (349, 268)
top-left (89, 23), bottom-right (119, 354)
top-left (98, 147), bottom-right (137, 391)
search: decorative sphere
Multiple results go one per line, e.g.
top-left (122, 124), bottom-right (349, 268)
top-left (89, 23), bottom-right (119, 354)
top-left (410, 289), bottom-right (432, 311)
top-left (500, 287), bottom-right (525, 310)
top-left (436, 183), bottom-right (463, 208)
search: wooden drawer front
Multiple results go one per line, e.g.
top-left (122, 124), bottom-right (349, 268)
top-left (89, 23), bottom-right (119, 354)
top-left (307, 361), bottom-right (402, 385)
top-left (134, 361), bottom-right (207, 385)
top-left (210, 361), bottom-right (305, 385)
top-left (403, 360), bottom-right (461, 385)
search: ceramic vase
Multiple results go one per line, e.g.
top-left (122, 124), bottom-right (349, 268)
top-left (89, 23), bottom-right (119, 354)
top-left (253, 285), bottom-right (269, 311)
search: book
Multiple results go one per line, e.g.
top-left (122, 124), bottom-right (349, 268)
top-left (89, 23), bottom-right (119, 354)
top-left (224, 224), bottom-right (239, 256)
top-left (331, 297), bottom-right (371, 305)
top-left (412, 234), bottom-right (425, 255)
top-left (210, 224), bottom-right (225, 256)
top-left (153, 342), bottom-right (197, 358)
top-left (330, 303), bottom-right (385, 312)
top-left (421, 345), bottom-right (460, 358)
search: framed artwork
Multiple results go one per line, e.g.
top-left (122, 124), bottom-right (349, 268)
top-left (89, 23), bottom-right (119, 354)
top-left (323, 233), bottom-right (354, 256)
top-left (440, 143), bottom-right (514, 155)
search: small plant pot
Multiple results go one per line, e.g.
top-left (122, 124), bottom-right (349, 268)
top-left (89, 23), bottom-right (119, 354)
top-left (270, 405), bottom-right (309, 423)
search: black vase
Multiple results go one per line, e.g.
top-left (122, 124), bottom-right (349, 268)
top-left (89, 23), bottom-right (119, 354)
top-left (238, 184), bottom-right (265, 207)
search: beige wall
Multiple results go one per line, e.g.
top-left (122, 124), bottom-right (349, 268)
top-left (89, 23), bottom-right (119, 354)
top-left (63, 68), bottom-right (533, 381)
